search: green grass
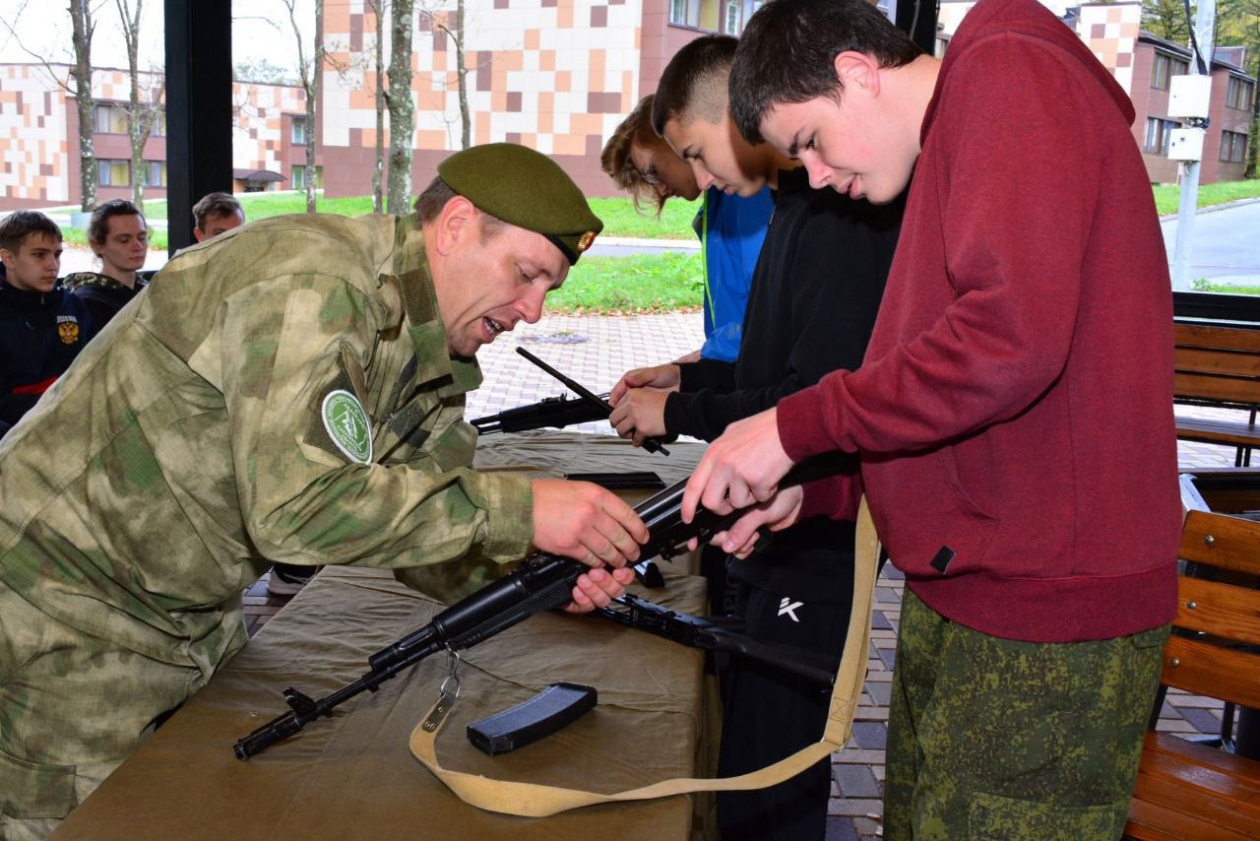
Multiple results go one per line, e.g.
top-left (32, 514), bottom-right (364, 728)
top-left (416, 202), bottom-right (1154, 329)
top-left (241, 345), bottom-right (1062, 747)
top-left (66, 179), bottom-right (1259, 313)
top-left (62, 226), bottom-right (170, 251)
top-left (544, 252), bottom-right (704, 314)
top-left (1153, 178), bottom-right (1260, 216)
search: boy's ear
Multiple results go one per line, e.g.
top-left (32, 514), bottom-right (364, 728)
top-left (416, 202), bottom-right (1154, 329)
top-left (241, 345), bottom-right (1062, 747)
top-left (833, 50), bottom-right (881, 96)
top-left (0, 247), bottom-right (14, 271)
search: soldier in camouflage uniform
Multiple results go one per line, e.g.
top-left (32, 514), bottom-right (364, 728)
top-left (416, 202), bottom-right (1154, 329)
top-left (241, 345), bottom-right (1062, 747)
top-left (0, 143), bottom-right (647, 838)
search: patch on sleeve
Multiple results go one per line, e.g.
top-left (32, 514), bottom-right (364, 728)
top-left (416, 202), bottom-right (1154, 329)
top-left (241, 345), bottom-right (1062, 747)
top-left (322, 389), bottom-right (373, 464)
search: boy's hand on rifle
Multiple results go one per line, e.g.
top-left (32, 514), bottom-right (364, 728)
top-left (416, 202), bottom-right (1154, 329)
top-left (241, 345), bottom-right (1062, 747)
top-left (703, 485), bottom-right (805, 559)
top-left (609, 364), bottom-right (680, 404)
top-left (609, 388), bottom-right (669, 445)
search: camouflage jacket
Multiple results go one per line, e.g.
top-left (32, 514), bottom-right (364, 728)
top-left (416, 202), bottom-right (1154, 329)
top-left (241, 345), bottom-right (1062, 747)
top-left (0, 214), bottom-right (533, 673)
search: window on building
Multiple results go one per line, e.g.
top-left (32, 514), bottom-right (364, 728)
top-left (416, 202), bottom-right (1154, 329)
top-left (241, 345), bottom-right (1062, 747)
top-left (670, 0), bottom-right (689, 25)
top-left (1220, 131), bottom-right (1248, 163)
top-left (98, 159), bottom-right (132, 186)
top-left (292, 164), bottom-right (324, 190)
top-left (1144, 118), bottom-right (1176, 156)
top-left (149, 111), bottom-right (167, 137)
top-left (1226, 77), bottom-right (1255, 111)
top-left (93, 102), bottom-right (129, 134)
top-left (139, 161), bottom-right (167, 187)
top-left (725, 0), bottom-right (740, 34)
top-left (291, 117), bottom-right (307, 145)
top-left (1152, 53), bottom-right (1189, 91)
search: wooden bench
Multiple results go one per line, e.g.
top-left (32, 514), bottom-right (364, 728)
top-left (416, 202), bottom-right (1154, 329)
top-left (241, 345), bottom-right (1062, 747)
top-left (1124, 509), bottom-right (1260, 840)
top-left (1174, 322), bottom-right (1260, 466)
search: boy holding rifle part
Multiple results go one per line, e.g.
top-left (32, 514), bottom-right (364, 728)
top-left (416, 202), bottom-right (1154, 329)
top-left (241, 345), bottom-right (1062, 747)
top-left (685, 1), bottom-right (1179, 837)
top-left (610, 35), bottom-right (902, 839)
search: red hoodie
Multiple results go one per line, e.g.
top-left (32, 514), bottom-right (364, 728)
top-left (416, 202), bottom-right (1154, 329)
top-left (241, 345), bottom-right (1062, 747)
top-left (776, 0), bottom-right (1179, 642)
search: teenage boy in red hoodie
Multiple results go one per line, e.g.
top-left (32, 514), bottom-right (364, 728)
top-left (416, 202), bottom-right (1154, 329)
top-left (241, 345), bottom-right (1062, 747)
top-left (683, 0), bottom-right (1179, 837)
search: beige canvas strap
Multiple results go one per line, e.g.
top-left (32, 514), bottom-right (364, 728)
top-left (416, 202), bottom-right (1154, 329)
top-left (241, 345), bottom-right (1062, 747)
top-left (409, 496), bottom-right (881, 817)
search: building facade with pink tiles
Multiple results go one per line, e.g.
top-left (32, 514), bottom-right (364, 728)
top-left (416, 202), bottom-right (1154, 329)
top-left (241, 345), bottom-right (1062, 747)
top-left (2, 0), bottom-right (1253, 211)
top-left (0, 63), bottom-right (308, 210)
top-left (936, 1), bottom-right (1253, 186)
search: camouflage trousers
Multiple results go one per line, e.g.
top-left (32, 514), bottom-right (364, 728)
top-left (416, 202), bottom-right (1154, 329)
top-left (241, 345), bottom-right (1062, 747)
top-left (884, 589), bottom-right (1167, 841)
top-left (0, 585), bottom-right (213, 840)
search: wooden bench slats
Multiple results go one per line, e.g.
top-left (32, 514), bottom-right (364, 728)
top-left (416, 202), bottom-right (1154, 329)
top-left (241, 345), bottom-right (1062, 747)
top-left (1176, 417), bottom-right (1260, 449)
top-left (1125, 511), bottom-right (1260, 841)
top-left (1180, 510), bottom-right (1260, 574)
top-left (1173, 324), bottom-right (1260, 459)
top-left (1174, 374), bottom-right (1260, 407)
top-left (1174, 577), bottom-right (1260, 647)
top-left (1178, 323), bottom-right (1260, 354)
top-left (1160, 636), bottom-right (1260, 711)
top-left (1175, 347), bottom-right (1260, 379)
top-left (1127, 735), bottom-right (1260, 840)
top-left (1127, 780), bottom-right (1257, 841)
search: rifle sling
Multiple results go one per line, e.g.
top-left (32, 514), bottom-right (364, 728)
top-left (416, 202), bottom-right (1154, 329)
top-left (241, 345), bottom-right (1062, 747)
top-left (408, 496), bottom-right (880, 817)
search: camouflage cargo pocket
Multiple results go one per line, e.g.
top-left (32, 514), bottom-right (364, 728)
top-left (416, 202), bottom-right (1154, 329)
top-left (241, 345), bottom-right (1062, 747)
top-left (969, 791), bottom-right (1121, 841)
top-left (0, 745), bottom-right (76, 819)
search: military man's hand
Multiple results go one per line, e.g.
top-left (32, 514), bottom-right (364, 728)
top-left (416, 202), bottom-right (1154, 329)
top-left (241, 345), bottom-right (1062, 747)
top-left (531, 478), bottom-right (648, 613)
top-left (609, 388), bottom-right (669, 446)
top-left (562, 565), bottom-right (638, 614)
top-left (530, 479), bottom-right (648, 566)
top-left (609, 364), bottom-right (681, 404)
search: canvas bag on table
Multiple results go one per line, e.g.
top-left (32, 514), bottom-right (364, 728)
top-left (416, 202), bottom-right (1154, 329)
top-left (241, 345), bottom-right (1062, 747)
top-left (408, 496), bottom-right (881, 816)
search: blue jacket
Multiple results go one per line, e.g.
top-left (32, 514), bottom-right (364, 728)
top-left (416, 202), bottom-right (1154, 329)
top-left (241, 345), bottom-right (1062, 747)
top-left (695, 186), bottom-right (773, 362)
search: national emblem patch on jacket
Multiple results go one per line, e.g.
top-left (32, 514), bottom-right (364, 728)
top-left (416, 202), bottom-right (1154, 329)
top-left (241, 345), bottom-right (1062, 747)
top-left (56, 315), bottom-right (82, 345)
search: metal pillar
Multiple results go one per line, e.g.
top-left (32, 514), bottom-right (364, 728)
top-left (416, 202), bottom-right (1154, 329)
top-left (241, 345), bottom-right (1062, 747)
top-left (164, 1), bottom-right (234, 254)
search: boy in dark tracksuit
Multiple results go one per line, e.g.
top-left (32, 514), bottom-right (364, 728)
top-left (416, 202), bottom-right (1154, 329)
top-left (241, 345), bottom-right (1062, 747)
top-left (609, 36), bottom-right (902, 839)
top-left (0, 212), bottom-right (96, 438)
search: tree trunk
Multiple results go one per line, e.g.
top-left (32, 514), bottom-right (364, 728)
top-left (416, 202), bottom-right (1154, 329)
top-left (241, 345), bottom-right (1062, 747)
top-left (372, 0), bottom-right (386, 214)
top-left (456, 0), bottom-right (469, 150)
top-left (387, 0), bottom-right (415, 215)
top-left (306, 0), bottom-right (322, 213)
top-left (69, 0), bottom-right (96, 212)
top-left (117, 0), bottom-right (149, 206)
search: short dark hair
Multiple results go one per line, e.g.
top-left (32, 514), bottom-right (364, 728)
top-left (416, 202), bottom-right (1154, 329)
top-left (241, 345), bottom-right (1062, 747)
top-left (88, 199), bottom-right (145, 245)
top-left (192, 192), bottom-right (244, 231)
top-left (729, 0), bottom-right (923, 144)
top-left (0, 211), bottom-right (62, 254)
top-left (412, 176), bottom-right (505, 237)
top-left (600, 95), bottom-right (670, 215)
top-left (651, 35), bottom-right (738, 137)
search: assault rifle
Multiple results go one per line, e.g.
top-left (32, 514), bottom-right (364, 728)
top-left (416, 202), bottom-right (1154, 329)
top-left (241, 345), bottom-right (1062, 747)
top-left (471, 393), bottom-right (610, 435)
top-left (471, 347), bottom-right (671, 455)
top-left (233, 456), bottom-right (846, 760)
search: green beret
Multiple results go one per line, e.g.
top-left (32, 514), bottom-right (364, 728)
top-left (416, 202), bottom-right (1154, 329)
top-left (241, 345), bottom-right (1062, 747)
top-left (438, 143), bottom-right (603, 265)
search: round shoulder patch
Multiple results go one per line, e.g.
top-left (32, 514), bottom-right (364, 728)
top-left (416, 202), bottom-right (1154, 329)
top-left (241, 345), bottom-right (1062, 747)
top-left (322, 389), bottom-right (373, 464)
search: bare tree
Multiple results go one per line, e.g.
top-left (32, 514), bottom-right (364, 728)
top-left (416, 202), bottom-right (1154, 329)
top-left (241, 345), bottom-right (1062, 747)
top-left (69, 0), bottom-right (99, 211)
top-left (0, 0), bottom-right (103, 211)
top-left (283, 0), bottom-right (324, 213)
top-left (370, 0), bottom-right (388, 213)
top-left (387, 0), bottom-right (415, 214)
top-left (114, 0), bottom-right (163, 206)
top-left (419, 0), bottom-right (471, 150)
